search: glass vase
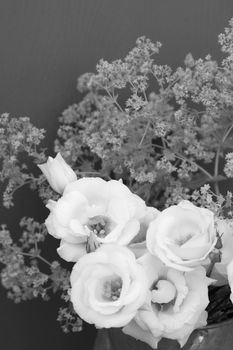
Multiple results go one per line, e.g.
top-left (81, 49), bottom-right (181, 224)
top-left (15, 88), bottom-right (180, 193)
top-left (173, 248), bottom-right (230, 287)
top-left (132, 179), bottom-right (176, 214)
top-left (94, 318), bottom-right (233, 350)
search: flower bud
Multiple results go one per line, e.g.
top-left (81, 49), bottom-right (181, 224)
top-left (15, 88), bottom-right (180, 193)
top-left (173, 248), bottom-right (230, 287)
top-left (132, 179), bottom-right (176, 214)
top-left (209, 248), bottom-right (222, 264)
top-left (38, 153), bottom-right (77, 194)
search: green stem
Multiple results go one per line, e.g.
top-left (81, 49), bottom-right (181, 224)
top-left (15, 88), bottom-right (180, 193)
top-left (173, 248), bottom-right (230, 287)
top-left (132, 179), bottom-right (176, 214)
top-left (20, 252), bottom-right (51, 267)
top-left (104, 88), bottom-right (124, 113)
top-left (152, 143), bottom-right (213, 180)
top-left (139, 120), bottom-right (150, 146)
top-left (214, 123), bottom-right (233, 195)
top-left (214, 146), bottom-right (221, 196)
top-left (175, 153), bottom-right (213, 180)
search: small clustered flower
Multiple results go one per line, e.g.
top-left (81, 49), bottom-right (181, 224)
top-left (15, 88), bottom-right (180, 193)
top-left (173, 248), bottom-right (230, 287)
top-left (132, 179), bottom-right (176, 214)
top-left (2, 18), bottom-right (233, 346)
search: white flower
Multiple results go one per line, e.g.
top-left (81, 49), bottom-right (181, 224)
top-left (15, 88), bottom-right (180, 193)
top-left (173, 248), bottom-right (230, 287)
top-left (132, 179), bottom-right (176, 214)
top-left (123, 254), bottom-right (211, 349)
top-left (227, 259), bottom-right (233, 303)
top-left (220, 221), bottom-right (233, 301)
top-left (208, 219), bottom-right (233, 284)
top-left (129, 206), bottom-right (160, 258)
top-left (45, 177), bottom-right (146, 262)
top-left (146, 200), bottom-right (217, 271)
top-left (70, 244), bottom-right (148, 328)
top-left (38, 153), bottom-right (77, 194)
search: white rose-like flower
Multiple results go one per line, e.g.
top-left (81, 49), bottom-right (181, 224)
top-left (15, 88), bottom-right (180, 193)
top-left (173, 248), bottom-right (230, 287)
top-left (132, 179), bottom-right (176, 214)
top-left (38, 153), bottom-right (77, 194)
top-left (45, 177), bottom-right (146, 262)
top-left (70, 244), bottom-right (148, 328)
top-left (206, 219), bottom-right (233, 284)
top-left (227, 259), bottom-right (233, 303)
top-left (123, 254), bottom-right (211, 349)
top-left (129, 207), bottom-right (160, 258)
top-left (146, 200), bottom-right (217, 271)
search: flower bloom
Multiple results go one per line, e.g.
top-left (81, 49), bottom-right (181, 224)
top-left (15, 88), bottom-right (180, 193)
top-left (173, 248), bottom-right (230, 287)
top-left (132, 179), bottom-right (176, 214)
top-left (227, 259), bottom-right (233, 303)
top-left (45, 177), bottom-right (146, 262)
top-left (129, 206), bottom-right (159, 258)
top-left (38, 153), bottom-right (77, 194)
top-left (208, 219), bottom-right (233, 284)
top-left (123, 254), bottom-right (211, 349)
top-left (146, 200), bottom-right (217, 271)
top-left (70, 244), bottom-right (148, 328)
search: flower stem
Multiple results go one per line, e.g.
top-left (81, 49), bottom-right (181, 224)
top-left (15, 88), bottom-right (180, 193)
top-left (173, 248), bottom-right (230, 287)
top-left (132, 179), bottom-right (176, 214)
top-left (139, 120), bottom-right (150, 146)
top-left (104, 88), bottom-right (124, 113)
top-left (214, 123), bottom-right (233, 195)
top-left (20, 252), bottom-right (51, 267)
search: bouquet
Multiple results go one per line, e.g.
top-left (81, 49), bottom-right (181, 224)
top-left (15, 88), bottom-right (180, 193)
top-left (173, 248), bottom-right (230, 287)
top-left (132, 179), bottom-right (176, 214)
top-left (2, 17), bottom-right (233, 350)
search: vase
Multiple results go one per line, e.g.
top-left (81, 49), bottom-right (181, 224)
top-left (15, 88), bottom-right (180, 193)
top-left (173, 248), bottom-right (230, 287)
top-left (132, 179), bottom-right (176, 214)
top-left (94, 318), bottom-right (233, 350)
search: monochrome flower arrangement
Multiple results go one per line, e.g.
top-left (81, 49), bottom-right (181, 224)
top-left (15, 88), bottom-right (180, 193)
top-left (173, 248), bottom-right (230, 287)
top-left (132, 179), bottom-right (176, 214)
top-left (37, 155), bottom-right (231, 349)
top-left (2, 17), bottom-right (233, 350)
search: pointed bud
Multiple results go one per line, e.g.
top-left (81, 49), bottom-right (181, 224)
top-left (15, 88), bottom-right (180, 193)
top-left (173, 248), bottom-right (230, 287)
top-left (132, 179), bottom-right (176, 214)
top-left (38, 153), bottom-right (77, 194)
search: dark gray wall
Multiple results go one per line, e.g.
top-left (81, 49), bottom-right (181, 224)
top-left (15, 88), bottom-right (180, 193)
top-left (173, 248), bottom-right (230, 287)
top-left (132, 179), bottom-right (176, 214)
top-left (1, 1), bottom-right (233, 349)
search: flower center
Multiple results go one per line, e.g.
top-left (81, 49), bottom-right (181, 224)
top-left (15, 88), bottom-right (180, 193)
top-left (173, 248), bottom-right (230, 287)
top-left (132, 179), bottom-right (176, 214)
top-left (175, 232), bottom-right (194, 246)
top-left (87, 215), bottom-right (112, 238)
top-left (103, 277), bottom-right (122, 301)
top-left (151, 279), bottom-right (176, 310)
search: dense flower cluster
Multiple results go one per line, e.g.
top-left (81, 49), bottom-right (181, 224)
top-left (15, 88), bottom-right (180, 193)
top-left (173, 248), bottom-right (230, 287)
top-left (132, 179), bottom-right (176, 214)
top-left (1, 17), bottom-right (233, 349)
top-left (33, 154), bottom-right (233, 348)
top-left (55, 20), bottom-right (233, 208)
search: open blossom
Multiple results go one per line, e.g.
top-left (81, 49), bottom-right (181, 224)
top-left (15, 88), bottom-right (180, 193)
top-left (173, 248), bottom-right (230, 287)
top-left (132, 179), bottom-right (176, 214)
top-left (129, 206), bottom-right (160, 258)
top-left (38, 153), bottom-right (77, 194)
top-left (45, 177), bottom-right (146, 262)
top-left (227, 260), bottom-right (233, 303)
top-left (123, 254), bottom-right (211, 349)
top-left (146, 200), bottom-right (217, 271)
top-left (211, 219), bottom-right (233, 285)
top-left (219, 220), bottom-right (233, 301)
top-left (70, 244), bottom-right (148, 328)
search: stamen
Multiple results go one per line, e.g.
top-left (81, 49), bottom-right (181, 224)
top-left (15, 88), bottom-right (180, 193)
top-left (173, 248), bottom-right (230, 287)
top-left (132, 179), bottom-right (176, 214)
top-left (103, 277), bottom-right (122, 301)
top-left (151, 279), bottom-right (176, 306)
top-left (87, 216), bottom-right (112, 238)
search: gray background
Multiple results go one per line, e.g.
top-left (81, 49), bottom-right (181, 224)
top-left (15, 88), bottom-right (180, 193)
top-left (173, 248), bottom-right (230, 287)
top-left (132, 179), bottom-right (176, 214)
top-left (1, 1), bottom-right (233, 349)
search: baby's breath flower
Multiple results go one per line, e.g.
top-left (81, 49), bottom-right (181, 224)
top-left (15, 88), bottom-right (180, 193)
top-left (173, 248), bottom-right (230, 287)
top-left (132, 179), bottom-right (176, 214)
top-left (224, 153), bottom-right (233, 178)
top-left (2, 18), bottom-right (233, 335)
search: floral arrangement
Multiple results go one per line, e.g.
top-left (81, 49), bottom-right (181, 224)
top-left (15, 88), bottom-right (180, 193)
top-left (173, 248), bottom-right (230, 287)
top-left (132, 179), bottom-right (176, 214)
top-left (2, 17), bottom-right (233, 350)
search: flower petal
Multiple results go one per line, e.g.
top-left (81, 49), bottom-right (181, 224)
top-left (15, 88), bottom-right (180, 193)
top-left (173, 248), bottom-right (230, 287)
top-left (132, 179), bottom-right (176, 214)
top-left (57, 240), bottom-right (87, 262)
top-left (123, 320), bottom-right (161, 349)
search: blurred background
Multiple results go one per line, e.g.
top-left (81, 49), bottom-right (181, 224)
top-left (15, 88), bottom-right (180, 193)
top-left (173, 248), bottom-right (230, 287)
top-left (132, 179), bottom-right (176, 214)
top-left (1, 0), bottom-right (233, 349)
